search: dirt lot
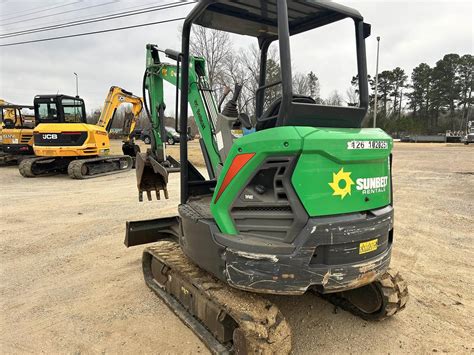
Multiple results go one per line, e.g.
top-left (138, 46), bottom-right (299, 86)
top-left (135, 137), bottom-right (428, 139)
top-left (1, 142), bottom-right (473, 354)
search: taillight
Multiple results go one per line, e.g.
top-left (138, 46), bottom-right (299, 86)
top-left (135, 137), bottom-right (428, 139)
top-left (214, 153), bottom-right (255, 203)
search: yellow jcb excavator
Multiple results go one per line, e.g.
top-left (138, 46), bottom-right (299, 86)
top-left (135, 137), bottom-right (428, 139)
top-left (1, 99), bottom-right (36, 164)
top-left (19, 86), bottom-right (143, 179)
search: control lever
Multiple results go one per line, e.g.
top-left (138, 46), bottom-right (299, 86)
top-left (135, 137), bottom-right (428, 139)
top-left (221, 83), bottom-right (242, 118)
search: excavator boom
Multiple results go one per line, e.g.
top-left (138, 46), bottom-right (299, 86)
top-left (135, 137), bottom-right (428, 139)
top-left (135, 45), bottom-right (225, 201)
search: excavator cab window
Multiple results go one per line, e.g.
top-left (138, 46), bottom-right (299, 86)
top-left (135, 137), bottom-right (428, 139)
top-left (1, 104), bottom-right (35, 128)
top-left (61, 98), bottom-right (85, 123)
top-left (37, 102), bottom-right (58, 122)
top-left (34, 95), bottom-right (87, 124)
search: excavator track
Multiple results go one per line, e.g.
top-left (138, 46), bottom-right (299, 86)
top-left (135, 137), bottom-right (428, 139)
top-left (67, 155), bottom-right (132, 179)
top-left (0, 152), bottom-right (15, 165)
top-left (18, 158), bottom-right (35, 177)
top-left (319, 269), bottom-right (408, 321)
top-left (143, 240), bottom-right (292, 355)
top-left (18, 156), bottom-right (67, 177)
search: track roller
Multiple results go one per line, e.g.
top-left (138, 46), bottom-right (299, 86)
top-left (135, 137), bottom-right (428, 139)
top-left (143, 240), bottom-right (292, 354)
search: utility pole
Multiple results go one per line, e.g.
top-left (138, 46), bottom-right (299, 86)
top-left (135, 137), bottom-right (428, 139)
top-left (74, 72), bottom-right (79, 97)
top-left (373, 36), bottom-right (380, 128)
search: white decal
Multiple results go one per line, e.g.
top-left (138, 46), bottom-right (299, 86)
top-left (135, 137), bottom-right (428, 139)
top-left (347, 140), bottom-right (388, 150)
top-left (356, 176), bottom-right (388, 194)
top-left (215, 131), bottom-right (224, 151)
top-left (42, 134), bottom-right (58, 140)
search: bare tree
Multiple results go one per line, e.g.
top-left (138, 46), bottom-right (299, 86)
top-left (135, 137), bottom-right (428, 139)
top-left (189, 26), bottom-right (233, 90)
top-left (326, 90), bottom-right (343, 106)
top-left (293, 71), bottom-right (320, 100)
top-left (236, 44), bottom-right (282, 116)
top-left (345, 86), bottom-right (358, 106)
top-left (293, 72), bottom-right (310, 96)
top-left (237, 44), bottom-right (263, 116)
top-left (188, 27), bottom-right (323, 119)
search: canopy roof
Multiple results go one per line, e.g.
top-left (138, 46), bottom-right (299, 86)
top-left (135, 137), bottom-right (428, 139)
top-left (194, 0), bottom-right (363, 38)
top-left (34, 94), bottom-right (83, 101)
top-left (0, 104), bottom-right (33, 109)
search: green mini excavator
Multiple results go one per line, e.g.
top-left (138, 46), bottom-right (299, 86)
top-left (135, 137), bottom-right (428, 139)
top-left (125, 1), bottom-right (408, 353)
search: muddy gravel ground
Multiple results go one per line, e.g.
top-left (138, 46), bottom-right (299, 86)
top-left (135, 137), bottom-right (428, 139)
top-left (1, 142), bottom-right (473, 354)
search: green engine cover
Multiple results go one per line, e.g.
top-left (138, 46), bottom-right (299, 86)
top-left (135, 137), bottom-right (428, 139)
top-left (211, 126), bottom-right (393, 234)
top-left (291, 127), bottom-right (392, 217)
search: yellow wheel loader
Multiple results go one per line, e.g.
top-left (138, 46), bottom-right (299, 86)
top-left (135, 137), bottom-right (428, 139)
top-left (19, 87), bottom-right (143, 179)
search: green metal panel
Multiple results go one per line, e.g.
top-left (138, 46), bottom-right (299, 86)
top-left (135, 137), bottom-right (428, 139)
top-left (210, 127), bottom-right (304, 234)
top-left (292, 127), bottom-right (392, 217)
top-left (210, 126), bottom-right (392, 234)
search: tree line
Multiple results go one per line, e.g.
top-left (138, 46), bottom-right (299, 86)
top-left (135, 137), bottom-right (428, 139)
top-left (362, 54), bottom-right (473, 135)
top-left (89, 27), bottom-right (473, 137)
top-left (190, 27), bottom-right (473, 135)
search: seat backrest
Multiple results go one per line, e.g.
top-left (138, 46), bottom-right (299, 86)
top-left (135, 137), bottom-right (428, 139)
top-left (256, 95), bottom-right (315, 131)
top-left (4, 119), bottom-right (15, 129)
top-left (281, 102), bottom-right (367, 128)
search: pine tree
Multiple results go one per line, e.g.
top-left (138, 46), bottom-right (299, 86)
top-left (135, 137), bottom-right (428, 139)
top-left (457, 54), bottom-right (474, 123)
top-left (390, 67), bottom-right (408, 118)
top-left (407, 63), bottom-right (432, 119)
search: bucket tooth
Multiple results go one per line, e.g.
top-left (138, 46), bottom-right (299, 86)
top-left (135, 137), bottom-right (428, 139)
top-left (146, 191), bottom-right (152, 201)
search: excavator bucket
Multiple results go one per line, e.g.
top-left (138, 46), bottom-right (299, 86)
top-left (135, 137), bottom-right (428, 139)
top-left (135, 151), bottom-right (180, 201)
top-left (122, 141), bottom-right (141, 157)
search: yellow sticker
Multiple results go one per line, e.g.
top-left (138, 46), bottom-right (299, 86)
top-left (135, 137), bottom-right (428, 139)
top-left (359, 239), bottom-right (378, 254)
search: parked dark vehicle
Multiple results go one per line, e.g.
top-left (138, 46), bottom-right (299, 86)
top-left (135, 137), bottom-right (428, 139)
top-left (140, 126), bottom-right (191, 145)
top-left (129, 128), bottom-right (143, 140)
top-left (139, 129), bottom-right (152, 144)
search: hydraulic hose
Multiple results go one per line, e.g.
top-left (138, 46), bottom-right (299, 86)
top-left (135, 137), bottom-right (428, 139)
top-left (142, 69), bottom-right (152, 123)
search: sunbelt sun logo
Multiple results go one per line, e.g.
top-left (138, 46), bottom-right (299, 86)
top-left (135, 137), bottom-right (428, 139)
top-left (329, 168), bottom-right (388, 199)
top-left (328, 168), bottom-right (354, 199)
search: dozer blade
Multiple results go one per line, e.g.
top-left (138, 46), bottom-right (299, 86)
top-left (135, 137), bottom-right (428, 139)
top-left (142, 240), bottom-right (292, 354)
top-left (135, 151), bottom-right (180, 201)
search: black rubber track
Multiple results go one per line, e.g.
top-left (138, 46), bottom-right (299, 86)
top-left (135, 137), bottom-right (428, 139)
top-left (143, 240), bottom-right (292, 354)
top-left (67, 155), bottom-right (133, 179)
top-left (18, 158), bottom-right (36, 177)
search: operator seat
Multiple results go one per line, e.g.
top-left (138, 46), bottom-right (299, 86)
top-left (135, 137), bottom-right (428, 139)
top-left (256, 95), bottom-right (316, 131)
top-left (4, 119), bottom-right (15, 129)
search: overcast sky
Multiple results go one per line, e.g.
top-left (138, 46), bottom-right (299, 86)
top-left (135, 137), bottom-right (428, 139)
top-left (0, 0), bottom-right (472, 114)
